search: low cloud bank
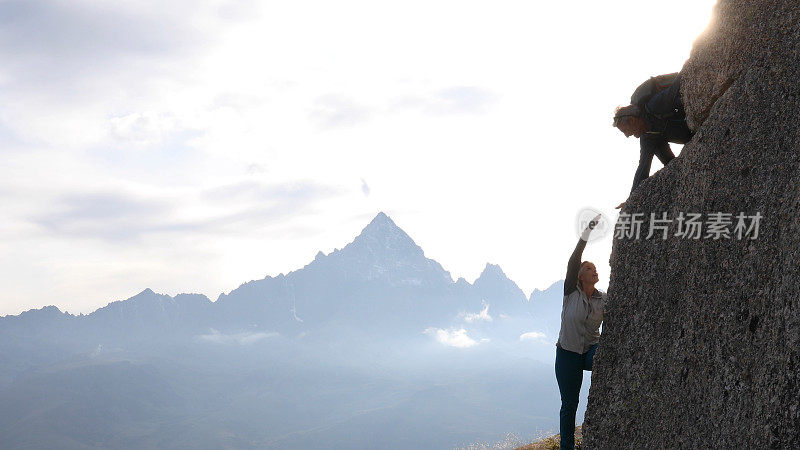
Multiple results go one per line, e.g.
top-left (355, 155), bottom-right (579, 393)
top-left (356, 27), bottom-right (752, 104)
top-left (463, 301), bottom-right (492, 323)
top-left (196, 329), bottom-right (278, 345)
top-left (424, 327), bottom-right (478, 348)
top-left (519, 331), bottom-right (548, 343)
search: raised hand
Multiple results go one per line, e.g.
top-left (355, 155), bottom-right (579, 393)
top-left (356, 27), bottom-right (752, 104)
top-left (587, 214), bottom-right (602, 230)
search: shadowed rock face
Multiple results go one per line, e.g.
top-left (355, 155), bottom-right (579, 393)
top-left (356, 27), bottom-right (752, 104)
top-left (583, 1), bottom-right (800, 448)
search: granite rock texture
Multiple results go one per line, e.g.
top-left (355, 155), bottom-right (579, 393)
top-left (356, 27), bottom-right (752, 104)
top-left (583, 1), bottom-right (800, 448)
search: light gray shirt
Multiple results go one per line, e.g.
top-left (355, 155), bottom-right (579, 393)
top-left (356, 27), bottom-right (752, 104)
top-left (556, 231), bottom-right (606, 354)
top-left (557, 285), bottom-right (606, 354)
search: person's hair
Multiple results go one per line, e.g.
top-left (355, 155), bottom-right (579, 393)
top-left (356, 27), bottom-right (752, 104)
top-left (613, 104), bottom-right (641, 128)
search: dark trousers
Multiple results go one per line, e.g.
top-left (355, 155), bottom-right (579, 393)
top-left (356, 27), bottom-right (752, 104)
top-left (555, 343), bottom-right (598, 450)
top-left (630, 134), bottom-right (676, 193)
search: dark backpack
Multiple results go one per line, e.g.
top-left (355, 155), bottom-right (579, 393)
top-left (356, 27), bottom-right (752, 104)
top-left (630, 72), bottom-right (679, 108)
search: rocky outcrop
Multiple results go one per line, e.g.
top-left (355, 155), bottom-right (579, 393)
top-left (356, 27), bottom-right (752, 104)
top-left (583, 1), bottom-right (800, 448)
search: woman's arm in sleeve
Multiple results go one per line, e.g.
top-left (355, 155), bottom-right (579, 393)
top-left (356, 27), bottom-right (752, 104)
top-left (564, 215), bottom-right (600, 296)
top-left (564, 237), bottom-right (587, 296)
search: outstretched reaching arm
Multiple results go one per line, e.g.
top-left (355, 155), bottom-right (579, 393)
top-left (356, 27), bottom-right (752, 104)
top-left (564, 215), bottom-right (601, 296)
top-left (564, 238), bottom-right (587, 296)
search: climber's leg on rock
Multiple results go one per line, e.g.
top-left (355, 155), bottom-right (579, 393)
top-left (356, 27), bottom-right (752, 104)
top-left (651, 137), bottom-right (675, 166)
top-left (555, 345), bottom-right (583, 450)
top-left (583, 343), bottom-right (598, 371)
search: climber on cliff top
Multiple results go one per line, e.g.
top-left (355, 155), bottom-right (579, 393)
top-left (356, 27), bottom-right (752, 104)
top-left (613, 72), bottom-right (695, 208)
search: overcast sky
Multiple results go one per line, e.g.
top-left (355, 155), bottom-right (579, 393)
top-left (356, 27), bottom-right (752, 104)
top-left (0, 0), bottom-right (716, 315)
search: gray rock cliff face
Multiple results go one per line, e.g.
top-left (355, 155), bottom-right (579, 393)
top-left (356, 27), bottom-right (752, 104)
top-left (583, 1), bottom-right (800, 448)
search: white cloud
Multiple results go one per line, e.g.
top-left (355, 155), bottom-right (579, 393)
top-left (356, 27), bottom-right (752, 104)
top-left (519, 331), bottom-right (548, 343)
top-left (391, 86), bottom-right (497, 115)
top-left (28, 180), bottom-right (345, 243)
top-left (108, 111), bottom-right (182, 147)
top-left (196, 329), bottom-right (278, 345)
top-left (424, 327), bottom-right (478, 348)
top-left (463, 301), bottom-right (492, 323)
top-left (308, 95), bottom-right (371, 129)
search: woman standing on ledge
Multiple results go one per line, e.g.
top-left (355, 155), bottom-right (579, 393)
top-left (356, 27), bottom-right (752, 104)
top-left (555, 216), bottom-right (606, 450)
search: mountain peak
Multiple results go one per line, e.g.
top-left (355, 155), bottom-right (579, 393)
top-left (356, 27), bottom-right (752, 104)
top-left (20, 305), bottom-right (64, 317)
top-left (323, 211), bottom-right (452, 285)
top-left (361, 211), bottom-right (399, 235)
top-left (372, 211), bottom-right (392, 223)
top-left (473, 262), bottom-right (527, 310)
top-left (477, 263), bottom-right (508, 281)
top-left (350, 212), bottom-right (418, 251)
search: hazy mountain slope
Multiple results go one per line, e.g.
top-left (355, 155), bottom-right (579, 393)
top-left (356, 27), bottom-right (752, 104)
top-left (0, 211), bottom-right (571, 448)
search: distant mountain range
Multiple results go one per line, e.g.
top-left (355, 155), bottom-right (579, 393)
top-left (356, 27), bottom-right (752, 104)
top-left (1, 211), bottom-right (564, 349)
top-left (0, 212), bottom-right (575, 449)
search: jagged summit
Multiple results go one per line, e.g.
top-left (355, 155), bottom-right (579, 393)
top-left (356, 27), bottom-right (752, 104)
top-left (127, 288), bottom-right (165, 302)
top-left (352, 211), bottom-right (413, 245)
top-left (343, 211), bottom-right (424, 259)
top-left (528, 280), bottom-right (564, 303)
top-left (366, 211), bottom-right (394, 228)
top-left (476, 263), bottom-right (508, 281)
top-left (472, 262), bottom-right (528, 312)
top-left (314, 211), bottom-right (453, 286)
top-left (16, 304), bottom-right (64, 318)
top-left (89, 287), bottom-right (174, 318)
